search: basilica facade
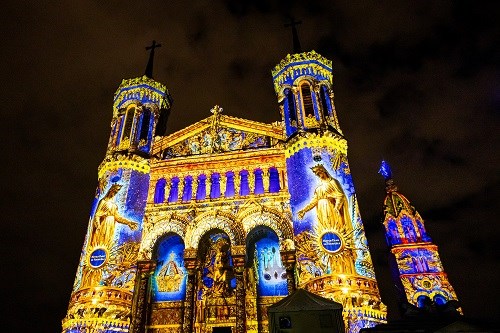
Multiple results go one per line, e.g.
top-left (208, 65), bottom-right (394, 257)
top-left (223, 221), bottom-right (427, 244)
top-left (62, 47), bottom-right (457, 333)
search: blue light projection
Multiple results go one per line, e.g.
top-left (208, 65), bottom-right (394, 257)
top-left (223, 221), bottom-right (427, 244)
top-left (77, 168), bottom-right (149, 291)
top-left (152, 234), bottom-right (187, 302)
top-left (253, 231), bottom-right (288, 297)
top-left (378, 160), bottom-right (392, 180)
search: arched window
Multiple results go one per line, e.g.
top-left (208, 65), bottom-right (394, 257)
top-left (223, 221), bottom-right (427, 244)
top-left (114, 112), bottom-right (125, 146)
top-left (254, 169), bottom-right (264, 195)
top-left (320, 85), bottom-right (331, 119)
top-left (168, 177), bottom-right (180, 203)
top-left (121, 105), bottom-right (136, 141)
top-left (139, 108), bottom-right (151, 142)
top-left (284, 89), bottom-right (297, 127)
top-left (434, 294), bottom-right (447, 305)
top-left (401, 216), bottom-right (417, 243)
top-left (210, 173), bottom-right (221, 199)
top-left (225, 171), bottom-right (235, 197)
top-left (417, 295), bottom-right (431, 308)
top-left (269, 167), bottom-right (280, 193)
top-left (182, 176), bottom-right (193, 202)
top-left (196, 174), bottom-right (207, 200)
top-left (239, 170), bottom-right (250, 196)
top-left (416, 220), bottom-right (432, 242)
top-left (154, 178), bottom-right (166, 204)
top-left (300, 82), bottom-right (315, 118)
top-left (386, 219), bottom-right (400, 245)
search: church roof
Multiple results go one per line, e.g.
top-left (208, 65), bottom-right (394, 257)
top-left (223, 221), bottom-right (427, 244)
top-left (152, 106), bottom-right (285, 158)
top-left (268, 288), bottom-right (343, 312)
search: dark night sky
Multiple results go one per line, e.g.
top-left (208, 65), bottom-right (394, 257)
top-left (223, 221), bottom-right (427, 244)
top-left (1, 1), bottom-right (499, 332)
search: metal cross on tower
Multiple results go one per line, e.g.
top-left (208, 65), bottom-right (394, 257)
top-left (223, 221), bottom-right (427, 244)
top-left (145, 40), bottom-right (162, 78)
top-left (285, 18), bottom-right (302, 53)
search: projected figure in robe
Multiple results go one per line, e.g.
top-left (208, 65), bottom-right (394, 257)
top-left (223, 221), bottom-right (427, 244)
top-left (89, 184), bottom-right (138, 247)
top-left (298, 164), bottom-right (351, 232)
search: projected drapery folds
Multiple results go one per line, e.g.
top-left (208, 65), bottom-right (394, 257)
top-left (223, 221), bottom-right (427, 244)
top-left (273, 51), bottom-right (386, 332)
top-left (380, 161), bottom-right (459, 310)
top-left (63, 76), bottom-right (172, 333)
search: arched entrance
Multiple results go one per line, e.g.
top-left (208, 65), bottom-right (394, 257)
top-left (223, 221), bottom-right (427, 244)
top-left (194, 229), bottom-right (237, 333)
top-left (245, 226), bottom-right (289, 333)
top-left (148, 232), bottom-right (187, 331)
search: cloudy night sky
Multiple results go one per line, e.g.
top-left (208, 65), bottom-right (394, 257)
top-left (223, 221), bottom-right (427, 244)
top-left (1, 1), bottom-right (499, 332)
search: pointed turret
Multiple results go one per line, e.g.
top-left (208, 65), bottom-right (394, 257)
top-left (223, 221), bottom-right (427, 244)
top-left (379, 161), bottom-right (460, 310)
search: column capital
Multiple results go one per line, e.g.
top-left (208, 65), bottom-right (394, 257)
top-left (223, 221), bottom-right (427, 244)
top-left (183, 248), bottom-right (198, 273)
top-left (231, 245), bottom-right (246, 269)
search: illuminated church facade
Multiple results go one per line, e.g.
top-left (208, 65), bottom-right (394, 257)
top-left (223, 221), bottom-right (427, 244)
top-left (62, 45), bottom-right (458, 333)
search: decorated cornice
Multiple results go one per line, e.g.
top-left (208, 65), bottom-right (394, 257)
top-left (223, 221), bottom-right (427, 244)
top-left (272, 50), bottom-right (332, 92)
top-left (150, 147), bottom-right (285, 173)
top-left (113, 75), bottom-right (171, 116)
top-left (285, 130), bottom-right (347, 158)
top-left (98, 153), bottom-right (150, 178)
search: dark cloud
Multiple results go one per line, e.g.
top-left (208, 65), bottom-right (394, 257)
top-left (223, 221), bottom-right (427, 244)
top-left (1, 0), bottom-right (499, 331)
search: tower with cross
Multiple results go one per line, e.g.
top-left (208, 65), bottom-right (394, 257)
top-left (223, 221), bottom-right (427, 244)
top-left (273, 45), bottom-right (387, 331)
top-left (62, 42), bottom-right (173, 333)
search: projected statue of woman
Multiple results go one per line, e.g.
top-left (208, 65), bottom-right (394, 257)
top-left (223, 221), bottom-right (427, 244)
top-left (89, 184), bottom-right (137, 247)
top-left (297, 164), bottom-right (351, 232)
top-left (81, 184), bottom-right (138, 288)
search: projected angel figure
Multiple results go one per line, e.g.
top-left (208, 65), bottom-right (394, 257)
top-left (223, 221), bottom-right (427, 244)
top-left (89, 184), bottom-right (138, 247)
top-left (297, 164), bottom-right (351, 232)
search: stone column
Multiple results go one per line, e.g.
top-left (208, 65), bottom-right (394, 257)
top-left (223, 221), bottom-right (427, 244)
top-left (232, 245), bottom-right (246, 333)
top-left (234, 171), bottom-right (241, 197)
top-left (182, 249), bottom-right (198, 333)
top-left (220, 172), bottom-right (227, 198)
top-left (281, 170), bottom-right (288, 191)
top-left (192, 174), bottom-right (199, 201)
top-left (248, 169), bottom-right (255, 195)
top-left (280, 247), bottom-right (297, 295)
top-left (262, 168), bottom-right (270, 193)
top-left (164, 178), bottom-right (172, 203)
top-left (130, 260), bottom-right (156, 333)
top-left (205, 173), bottom-right (212, 200)
top-left (292, 86), bottom-right (302, 128)
top-left (178, 176), bottom-right (185, 202)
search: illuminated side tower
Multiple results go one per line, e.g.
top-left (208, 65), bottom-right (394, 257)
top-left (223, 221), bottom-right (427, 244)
top-left (62, 44), bottom-right (172, 333)
top-left (272, 50), bottom-right (387, 332)
top-left (379, 161), bottom-right (460, 309)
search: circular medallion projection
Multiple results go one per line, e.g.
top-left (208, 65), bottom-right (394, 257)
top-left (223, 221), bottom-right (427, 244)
top-left (89, 247), bottom-right (108, 268)
top-left (320, 232), bottom-right (343, 253)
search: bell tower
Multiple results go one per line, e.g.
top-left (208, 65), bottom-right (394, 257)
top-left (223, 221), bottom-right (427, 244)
top-left (273, 36), bottom-right (387, 331)
top-left (62, 42), bottom-right (172, 333)
top-left (379, 161), bottom-right (460, 310)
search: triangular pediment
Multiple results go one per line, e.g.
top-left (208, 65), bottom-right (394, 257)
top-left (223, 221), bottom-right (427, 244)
top-left (152, 108), bottom-right (285, 159)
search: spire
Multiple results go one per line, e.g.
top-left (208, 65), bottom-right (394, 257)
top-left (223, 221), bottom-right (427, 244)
top-left (285, 18), bottom-right (302, 53)
top-left (378, 161), bottom-right (460, 310)
top-left (145, 40), bottom-right (161, 78)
